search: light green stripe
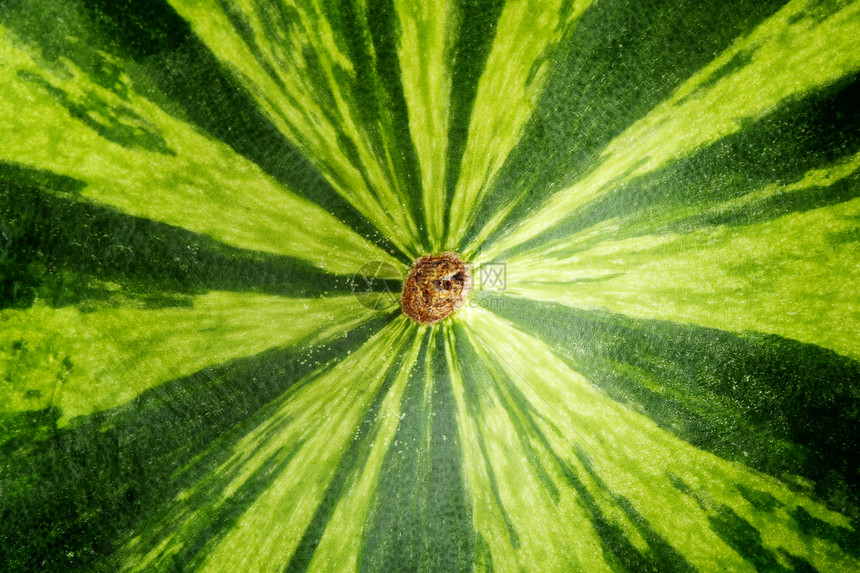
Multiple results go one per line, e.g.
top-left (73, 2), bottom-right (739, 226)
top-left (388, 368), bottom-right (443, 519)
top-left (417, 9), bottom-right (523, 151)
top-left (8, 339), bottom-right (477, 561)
top-left (445, 0), bottom-right (591, 250)
top-left (502, 180), bottom-right (860, 361)
top-left (457, 307), bottom-right (859, 572)
top-left (0, 28), bottom-right (399, 277)
top-left (118, 317), bottom-right (415, 572)
top-left (602, 150), bottom-right (860, 242)
top-left (444, 321), bottom-right (610, 571)
top-left (167, 0), bottom-right (422, 257)
top-left (0, 293), bottom-right (375, 426)
top-left (495, 148), bottom-right (860, 263)
top-left (306, 328), bottom-right (423, 571)
top-left (394, 0), bottom-right (454, 251)
top-left (194, 319), bottom-right (412, 573)
top-left (477, 0), bottom-right (860, 261)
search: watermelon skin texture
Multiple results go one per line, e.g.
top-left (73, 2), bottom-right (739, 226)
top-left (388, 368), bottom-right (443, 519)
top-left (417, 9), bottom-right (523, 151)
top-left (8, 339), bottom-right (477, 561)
top-left (1, 0), bottom-right (860, 572)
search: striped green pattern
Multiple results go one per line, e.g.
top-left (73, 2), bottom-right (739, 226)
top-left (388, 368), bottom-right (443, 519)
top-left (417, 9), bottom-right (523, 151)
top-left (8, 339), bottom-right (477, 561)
top-left (1, 0), bottom-right (859, 571)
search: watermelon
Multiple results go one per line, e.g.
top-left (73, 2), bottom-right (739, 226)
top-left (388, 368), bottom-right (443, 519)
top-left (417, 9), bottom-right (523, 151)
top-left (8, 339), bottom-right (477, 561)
top-left (1, 0), bottom-right (859, 571)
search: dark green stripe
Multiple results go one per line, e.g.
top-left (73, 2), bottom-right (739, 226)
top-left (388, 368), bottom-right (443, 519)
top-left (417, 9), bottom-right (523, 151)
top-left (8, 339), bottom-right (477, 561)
top-left (166, 440), bottom-right (307, 572)
top-left (673, 478), bottom-right (854, 569)
top-left (667, 474), bottom-right (707, 509)
top-left (789, 505), bottom-right (860, 559)
top-left (708, 505), bottom-right (795, 573)
top-left (555, 460), bottom-right (665, 572)
top-left (572, 448), bottom-right (696, 572)
top-left (281, 1), bottom-right (384, 203)
top-left (459, 0), bottom-right (787, 252)
top-left (365, 0), bottom-right (428, 248)
top-left (1, 0), bottom-right (408, 262)
top-left (458, 320), bottom-right (694, 572)
top-left (283, 329), bottom-right (413, 573)
top-left (474, 532), bottom-right (494, 571)
top-left (441, 0), bottom-right (507, 248)
top-left (450, 326), bottom-right (523, 550)
top-left (16, 69), bottom-right (176, 156)
top-left (314, 0), bottom-right (427, 249)
top-left (0, 313), bottom-right (395, 572)
top-left (0, 164), bottom-right (367, 310)
top-left (498, 71), bottom-right (860, 260)
top-left (361, 330), bottom-right (474, 572)
top-left (212, 0), bottom-right (290, 94)
top-left (319, 0), bottom-right (382, 142)
top-left (488, 296), bottom-right (860, 525)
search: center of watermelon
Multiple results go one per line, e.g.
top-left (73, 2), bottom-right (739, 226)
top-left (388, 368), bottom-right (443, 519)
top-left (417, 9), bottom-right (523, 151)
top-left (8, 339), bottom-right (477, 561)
top-left (400, 252), bottom-right (471, 324)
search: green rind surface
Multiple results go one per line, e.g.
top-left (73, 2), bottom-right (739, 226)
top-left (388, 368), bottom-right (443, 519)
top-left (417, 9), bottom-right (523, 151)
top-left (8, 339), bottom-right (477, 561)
top-left (1, 0), bottom-right (859, 571)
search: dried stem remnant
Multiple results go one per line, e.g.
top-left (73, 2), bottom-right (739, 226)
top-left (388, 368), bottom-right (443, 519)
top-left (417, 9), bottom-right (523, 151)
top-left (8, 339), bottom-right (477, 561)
top-left (401, 252), bottom-right (471, 324)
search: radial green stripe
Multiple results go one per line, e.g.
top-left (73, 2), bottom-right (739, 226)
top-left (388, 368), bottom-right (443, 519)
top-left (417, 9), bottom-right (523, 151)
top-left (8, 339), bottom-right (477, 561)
top-left (477, 0), bottom-right (860, 260)
top-left (455, 306), bottom-right (860, 572)
top-left (167, 0), bottom-right (423, 256)
top-left (294, 329), bottom-right (424, 572)
top-left (457, 310), bottom-right (692, 572)
top-left (310, 0), bottom-right (427, 251)
top-left (1, 311), bottom-right (392, 572)
top-left (503, 188), bottom-right (860, 361)
top-left (445, 321), bottom-right (610, 571)
top-left (457, 0), bottom-right (785, 257)
top-left (441, 0), bottom-right (506, 252)
top-left (444, 0), bottom-right (590, 249)
top-left (360, 327), bottom-right (474, 571)
top-left (0, 170), bottom-right (376, 311)
top-left (489, 71), bottom-right (860, 263)
top-left (0, 293), bottom-right (375, 426)
top-left (0, 29), bottom-right (399, 277)
top-left (394, 0), bottom-right (454, 249)
top-left (0, 0), bottom-right (402, 258)
top-left (116, 318), bottom-right (414, 571)
top-left (498, 145), bottom-right (860, 263)
top-left (362, 0), bottom-right (429, 253)
top-left (481, 294), bottom-right (860, 521)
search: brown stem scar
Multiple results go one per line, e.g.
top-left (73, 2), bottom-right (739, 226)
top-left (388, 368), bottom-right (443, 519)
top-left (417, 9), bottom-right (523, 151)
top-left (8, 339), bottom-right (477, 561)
top-left (401, 252), bottom-right (471, 324)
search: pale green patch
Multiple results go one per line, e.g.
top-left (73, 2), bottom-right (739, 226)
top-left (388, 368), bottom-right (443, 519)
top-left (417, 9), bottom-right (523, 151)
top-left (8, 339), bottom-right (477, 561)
top-left (168, 0), bottom-right (423, 257)
top-left (117, 318), bottom-right (415, 572)
top-left (445, 0), bottom-right (591, 249)
top-left (0, 28), bottom-right (400, 276)
top-left (394, 0), bottom-right (454, 250)
top-left (307, 328), bottom-right (423, 571)
top-left (477, 0), bottom-right (860, 260)
top-left (593, 150), bottom-right (860, 244)
top-left (503, 192), bottom-right (860, 361)
top-left (0, 293), bottom-right (375, 425)
top-left (443, 322), bottom-right (611, 572)
top-left (455, 307), bottom-right (860, 571)
top-left (504, 149), bottom-right (860, 261)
